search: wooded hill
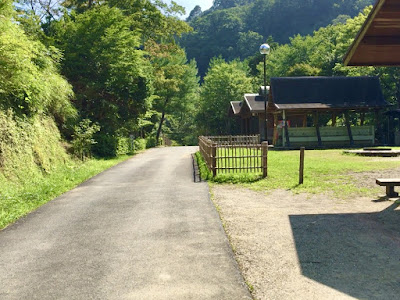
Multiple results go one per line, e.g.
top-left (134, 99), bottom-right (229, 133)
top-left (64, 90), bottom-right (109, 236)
top-left (180, 0), bottom-right (375, 76)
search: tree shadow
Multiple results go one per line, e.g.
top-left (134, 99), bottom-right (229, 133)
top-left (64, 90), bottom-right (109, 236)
top-left (289, 201), bottom-right (400, 299)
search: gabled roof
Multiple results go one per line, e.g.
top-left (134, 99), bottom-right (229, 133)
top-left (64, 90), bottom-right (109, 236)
top-left (243, 86), bottom-right (270, 113)
top-left (344, 0), bottom-right (400, 66)
top-left (243, 94), bottom-right (264, 113)
top-left (270, 76), bottom-right (387, 110)
top-left (229, 101), bottom-right (242, 115)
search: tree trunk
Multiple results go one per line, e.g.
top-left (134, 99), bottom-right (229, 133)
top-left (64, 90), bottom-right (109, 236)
top-left (156, 97), bottom-right (169, 145)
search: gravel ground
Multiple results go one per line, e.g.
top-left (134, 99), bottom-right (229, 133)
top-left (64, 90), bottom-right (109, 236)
top-left (212, 168), bottom-right (400, 300)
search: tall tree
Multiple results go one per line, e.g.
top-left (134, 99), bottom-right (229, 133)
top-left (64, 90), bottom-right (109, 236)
top-left (52, 6), bottom-right (153, 154)
top-left (197, 58), bottom-right (253, 135)
top-left (145, 40), bottom-right (199, 144)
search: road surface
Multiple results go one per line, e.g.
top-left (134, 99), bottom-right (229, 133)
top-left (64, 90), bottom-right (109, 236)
top-left (0, 146), bottom-right (251, 299)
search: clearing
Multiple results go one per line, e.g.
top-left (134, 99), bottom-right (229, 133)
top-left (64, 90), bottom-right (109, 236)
top-left (211, 158), bottom-right (400, 300)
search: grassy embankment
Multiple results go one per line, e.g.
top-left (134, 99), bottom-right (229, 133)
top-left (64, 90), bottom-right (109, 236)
top-left (0, 111), bottom-right (136, 229)
top-left (196, 148), bottom-right (400, 198)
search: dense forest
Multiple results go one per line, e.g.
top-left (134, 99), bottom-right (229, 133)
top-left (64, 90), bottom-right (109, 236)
top-left (181, 0), bottom-right (375, 76)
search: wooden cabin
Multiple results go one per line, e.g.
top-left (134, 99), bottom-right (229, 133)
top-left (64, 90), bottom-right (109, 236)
top-left (231, 76), bottom-right (388, 148)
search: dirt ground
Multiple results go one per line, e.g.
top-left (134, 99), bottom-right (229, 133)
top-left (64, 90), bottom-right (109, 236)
top-left (211, 168), bottom-right (400, 300)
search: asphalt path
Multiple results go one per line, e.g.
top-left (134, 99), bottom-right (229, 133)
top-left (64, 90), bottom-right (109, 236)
top-left (0, 146), bottom-right (251, 299)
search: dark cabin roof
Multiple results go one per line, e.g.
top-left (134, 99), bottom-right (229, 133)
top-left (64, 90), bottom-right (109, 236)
top-left (270, 76), bottom-right (387, 110)
top-left (344, 0), bottom-right (400, 66)
top-left (243, 86), bottom-right (270, 113)
top-left (229, 101), bottom-right (242, 115)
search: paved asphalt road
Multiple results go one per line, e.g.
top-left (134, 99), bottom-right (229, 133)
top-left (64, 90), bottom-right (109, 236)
top-left (0, 146), bottom-right (251, 300)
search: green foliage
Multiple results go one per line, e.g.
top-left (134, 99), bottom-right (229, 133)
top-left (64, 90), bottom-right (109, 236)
top-left (134, 138), bottom-right (146, 151)
top-left (0, 110), bottom-right (70, 181)
top-left (0, 154), bottom-right (131, 229)
top-left (0, 0), bottom-right (12, 16)
top-left (146, 40), bottom-right (200, 145)
top-left (287, 63), bottom-right (321, 77)
top-left (197, 58), bottom-right (253, 135)
top-left (71, 119), bottom-right (100, 160)
top-left (53, 6), bottom-right (152, 129)
top-left (195, 151), bottom-right (212, 180)
top-left (0, 12), bottom-right (75, 121)
top-left (107, 0), bottom-right (192, 41)
top-left (181, 0), bottom-right (374, 76)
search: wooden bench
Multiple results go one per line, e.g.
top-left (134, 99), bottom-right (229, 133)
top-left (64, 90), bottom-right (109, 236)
top-left (376, 178), bottom-right (400, 197)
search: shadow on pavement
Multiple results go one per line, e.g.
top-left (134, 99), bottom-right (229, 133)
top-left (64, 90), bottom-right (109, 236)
top-left (289, 200), bottom-right (400, 299)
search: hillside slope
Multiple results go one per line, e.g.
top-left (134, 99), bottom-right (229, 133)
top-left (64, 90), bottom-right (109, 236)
top-left (180, 0), bottom-right (374, 76)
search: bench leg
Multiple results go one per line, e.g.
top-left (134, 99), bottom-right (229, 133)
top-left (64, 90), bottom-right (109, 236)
top-left (386, 186), bottom-right (398, 197)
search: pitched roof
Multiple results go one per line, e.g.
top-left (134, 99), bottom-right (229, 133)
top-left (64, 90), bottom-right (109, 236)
top-left (242, 86), bottom-right (270, 113)
top-left (270, 76), bottom-right (387, 110)
top-left (344, 0), bottom-right (400, 66)
top-left (230, 101), bottom-right (242, 115)
top-left (243, 94), bottom-right (264, 113)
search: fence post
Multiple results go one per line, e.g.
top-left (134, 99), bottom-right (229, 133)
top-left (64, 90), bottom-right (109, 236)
top-left (211, 143), bottom-right (217, 177)
top-left (262, 141), bottom-right (268, 178)
top-left (299, 147), bottom-right (305, 184)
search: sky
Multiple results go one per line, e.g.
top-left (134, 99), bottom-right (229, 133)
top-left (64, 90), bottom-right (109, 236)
top-left (165, 0), bottom-right (214, 19)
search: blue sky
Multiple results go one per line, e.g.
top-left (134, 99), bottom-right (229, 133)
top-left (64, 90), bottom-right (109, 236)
top-left (166, 0), bottom-right (214, 18)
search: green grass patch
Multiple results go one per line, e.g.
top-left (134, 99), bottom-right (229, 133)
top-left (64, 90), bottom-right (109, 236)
top-left (0, 155), bottom-right (131, 229)
top-left (197, 148), bottom-right (400, 198)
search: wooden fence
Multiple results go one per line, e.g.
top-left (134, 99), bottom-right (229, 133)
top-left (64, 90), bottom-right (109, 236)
top-left (198, 135), bottom-right (268, 177)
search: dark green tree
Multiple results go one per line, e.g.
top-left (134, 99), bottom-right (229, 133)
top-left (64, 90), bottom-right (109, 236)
top-left (52, 6), bottom-right (153, 155)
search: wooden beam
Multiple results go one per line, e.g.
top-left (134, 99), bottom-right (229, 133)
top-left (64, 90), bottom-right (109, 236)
top-left (344, 0), bottom-right (387, 66)
top-left (362, 36), bottom-right (400, 45)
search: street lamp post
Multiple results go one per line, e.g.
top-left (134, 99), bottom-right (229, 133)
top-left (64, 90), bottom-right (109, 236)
top-left (259, 43), bottom-right (270, 142)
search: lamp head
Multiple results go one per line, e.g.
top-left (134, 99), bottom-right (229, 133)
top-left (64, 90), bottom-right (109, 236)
top-left (259, 43), bottom-right (270, 55)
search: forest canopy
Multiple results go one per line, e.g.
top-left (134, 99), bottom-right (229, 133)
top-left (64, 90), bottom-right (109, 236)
top-left (181, 0), bottom-right (375, 76)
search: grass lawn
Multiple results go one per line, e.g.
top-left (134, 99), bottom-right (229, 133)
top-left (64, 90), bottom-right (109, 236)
top-left (0, 155), bottom-right (132, 230)
top-left (197, 148), bottom-right (400, 198)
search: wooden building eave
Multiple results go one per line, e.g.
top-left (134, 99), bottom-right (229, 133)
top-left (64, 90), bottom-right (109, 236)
top-left (344, 0), bottom-right (400, 66)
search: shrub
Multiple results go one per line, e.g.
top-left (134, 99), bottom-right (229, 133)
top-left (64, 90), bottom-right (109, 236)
top-left (134, 138), bottom-right (146, 151)
top-left (71, 119), bottom-right (100, 160)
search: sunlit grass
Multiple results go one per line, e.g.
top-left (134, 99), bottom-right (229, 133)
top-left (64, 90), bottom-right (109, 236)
top-left (0, 155), bottom-right (131, 229)
top-left (198, 148), bottom-right (400, 198)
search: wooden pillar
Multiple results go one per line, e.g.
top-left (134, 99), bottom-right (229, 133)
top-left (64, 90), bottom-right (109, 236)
top-left (374, 110), bottom-right (379, 145)
top-left (273, 114), bottom-right (278, 145)
top-left (299, 147), bottom-right (305, 184)
top-left (211, 143), bottom-right (217, 177)
top-left (360, 112), bottom-right (365, 126)
top-left (313, 112), bottom-right (322, 147)
top-left (283, 110), bottom-right (290, 147)
top-left (258, 114), bottom-right (265, 142)
top-left (332, 112), bottom-right (336, 127)
top-left (302, 114), bottom-right (307, 127)
top-left (344, 111), bottom-right (354, 146)
top-left (262, 141), bottom-right (268, 178)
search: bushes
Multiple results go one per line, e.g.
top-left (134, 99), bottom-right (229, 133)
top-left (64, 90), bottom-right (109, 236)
top-left (93, 134), bottom-right (153, 157)
top-left (71, 119), bottom-right (100, 160)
